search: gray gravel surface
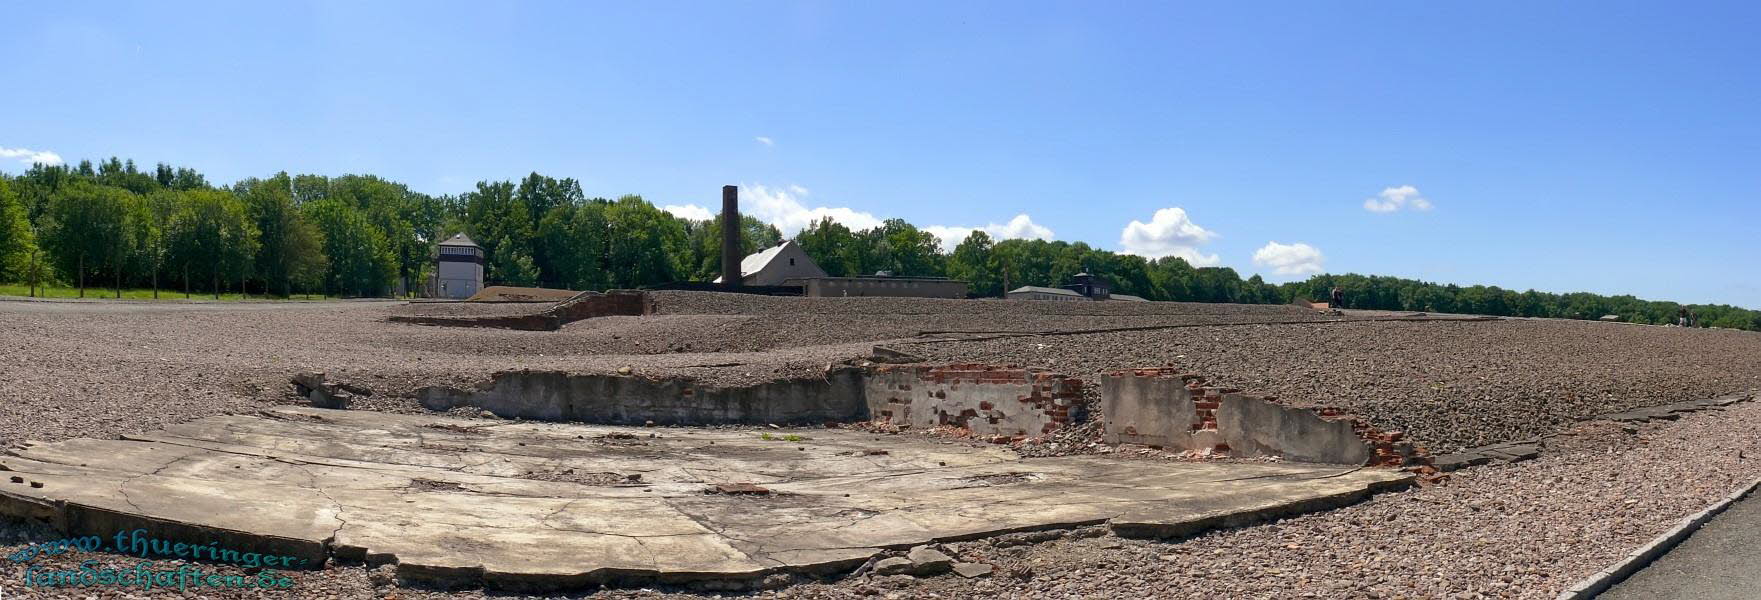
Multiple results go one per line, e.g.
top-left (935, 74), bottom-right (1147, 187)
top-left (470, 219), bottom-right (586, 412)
top-left (903, 318), bottom-right (1761, 453)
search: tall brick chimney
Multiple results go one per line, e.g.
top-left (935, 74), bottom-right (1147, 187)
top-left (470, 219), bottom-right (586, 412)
top-left (720, 185), bottom-right (741, 288)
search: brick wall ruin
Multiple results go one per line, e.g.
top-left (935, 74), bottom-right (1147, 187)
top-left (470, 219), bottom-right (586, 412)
top-left (355, 358), bottom-right (1424, 467)
top-left (1102, 367), bottom-right (1425, 466)
top-left (863, 364), bottom-right (1083, 439)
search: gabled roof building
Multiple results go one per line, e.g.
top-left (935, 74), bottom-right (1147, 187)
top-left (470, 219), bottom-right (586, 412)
top-left (712, 240), bottom-right (827, 286)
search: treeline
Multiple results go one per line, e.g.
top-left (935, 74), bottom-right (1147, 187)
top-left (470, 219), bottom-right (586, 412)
top-left (1287, 274), bottom-right (1761, 330)
top-left (0, 157), bottom-right (1755, 330)
top-left (0, 159), bottom-right (438, 297)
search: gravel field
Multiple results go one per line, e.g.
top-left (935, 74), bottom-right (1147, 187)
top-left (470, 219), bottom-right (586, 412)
top-left (5, 292), bottom-right (1756, 453)
top-left (3, 292), bottom-right (1759, 598)
top-left (904, 318), bottom-right (1761, 453)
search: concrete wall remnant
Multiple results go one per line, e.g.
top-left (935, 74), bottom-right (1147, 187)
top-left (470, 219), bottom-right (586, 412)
top-left (417, 367), bottom-right (869, 426)
top-left (409, 363), bottom-right (1087, 439)
top-left (865, 364), bottom-right (1082, 438)
top-left (291, 371), bottom-right (357, 409)
top-left (390, 290), bottom-right (652, 331)
top-left (1102, 367), bottom-right (1423, 466)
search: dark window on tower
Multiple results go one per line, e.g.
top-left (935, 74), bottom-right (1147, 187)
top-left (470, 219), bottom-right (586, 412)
top-left (789, 258), bottom-right (795, 265)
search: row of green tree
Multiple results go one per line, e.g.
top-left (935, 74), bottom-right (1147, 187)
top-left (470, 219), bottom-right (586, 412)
top-left (1, 157), bottom-right (1755, 330)
top-left (0, 159), bottom-right (438, 298)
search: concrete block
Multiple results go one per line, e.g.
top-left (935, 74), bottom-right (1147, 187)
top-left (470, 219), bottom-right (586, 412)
top-left (1217, 393), bottom-right (1372, 465)
top-left (1101, 373), bottom-right (1197, 448)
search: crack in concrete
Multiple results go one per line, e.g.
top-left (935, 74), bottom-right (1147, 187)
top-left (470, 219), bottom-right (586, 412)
top-left (287, 462), bottom-right (350, 558)
top-left (658, 496), bottom-right (775, 563)
top-left (114, 449), bottom-right (198, 515)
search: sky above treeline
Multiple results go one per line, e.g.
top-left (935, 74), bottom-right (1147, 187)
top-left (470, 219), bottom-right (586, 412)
top-left (3, 1), bottom-right (1757, 307)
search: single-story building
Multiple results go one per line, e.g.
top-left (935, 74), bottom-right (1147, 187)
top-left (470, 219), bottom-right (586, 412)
top-left (713, 240), bottom-right (827, 286)
top-left (1007, 286), bottom-right (1089, 301)
top-left (1008, 272), bottom-right (1149, 302)
top-left (786, 276), bottom-right (968, 299)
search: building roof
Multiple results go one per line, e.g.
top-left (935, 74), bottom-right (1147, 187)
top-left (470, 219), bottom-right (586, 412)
top-left (438, 233), bottom-right (480, 247)
top-left (714, 240), bottom-right (822, 283)
top-left (1109, 293), bottom-right (1149, 302)
top-left (1008, 286), bottom-right (1085, 297)
top-left (739, 242), bottom-right (791, 277)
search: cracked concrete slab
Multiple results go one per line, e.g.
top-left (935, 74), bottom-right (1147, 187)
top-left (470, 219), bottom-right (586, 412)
top-left (0, 407), bottom-right (1410, 591)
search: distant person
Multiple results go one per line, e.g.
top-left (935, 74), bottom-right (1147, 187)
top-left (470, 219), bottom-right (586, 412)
top-left (1678, 307), bottom-right (1689, 327)
top-left (1330, 286), bottom-right (1344, 309)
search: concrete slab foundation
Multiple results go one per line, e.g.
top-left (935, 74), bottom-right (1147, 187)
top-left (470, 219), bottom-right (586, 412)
top-left (0, 407), bottom-right (1410, 591)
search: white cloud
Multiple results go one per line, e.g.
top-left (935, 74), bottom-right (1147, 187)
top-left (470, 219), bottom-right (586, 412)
top-left (1118, 207), bottom-right (1220, 266)
top-left (755, 136), bottom-right (774, 147)
top-left (1363, 185), bottom-right (1432, 213)
top-left (1252, 241), bottom-right (1326, 276)
top-left (661, 203), bottom-right (714, 221)
top-left (0, 146), bottom-right (64, 168)
top-left (923, 214), bottom-right (1056, 252)
top-left (741, 183), bottom-right (883, 235)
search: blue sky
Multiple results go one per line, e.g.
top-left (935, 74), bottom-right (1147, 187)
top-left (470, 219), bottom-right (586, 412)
top-left (3, 1), bottom-right (1757, 307)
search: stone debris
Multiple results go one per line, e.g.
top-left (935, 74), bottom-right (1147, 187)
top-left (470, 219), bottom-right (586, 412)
top-left (872, 546), bottom-right (955, 577)
top-left (952, 562), bottom-right (995, 578)
top-left (904, 545), bottom-right (954, 575)
top-left (291, 371), bottom-right (354, 409)
top-left (871, 557), bottom-right (915, 576)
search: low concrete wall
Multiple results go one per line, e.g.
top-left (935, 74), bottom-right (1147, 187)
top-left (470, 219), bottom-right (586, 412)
top-left (1218, 393), bottom-right (1371, 465)
top-left (1101, 368), bottom-right (1420, 466)
top-left (390, 290), bottom-right (652, 331)
top-left (865, 364), bottom-right (1082, 438)
top-left (408, 363), bottom-right (1085, 437)
top-left (1101, 369), bottom-right (1208, 447)
top-left (417, 368), bottom-right (867, 425)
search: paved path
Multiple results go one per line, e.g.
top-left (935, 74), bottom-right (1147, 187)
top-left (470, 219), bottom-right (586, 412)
top-left (1601, 490), bottom-right (1761, 599)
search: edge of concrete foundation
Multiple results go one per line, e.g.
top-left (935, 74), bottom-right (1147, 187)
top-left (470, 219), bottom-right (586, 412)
top-left (1555, 476), bottom-right (1761, 600)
